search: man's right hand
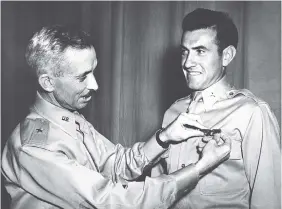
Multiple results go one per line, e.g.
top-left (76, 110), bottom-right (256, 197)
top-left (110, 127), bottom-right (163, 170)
top-left (159, 113), bottom-right (207, 144)
top-left (195, 134), bottom-right (231, 176)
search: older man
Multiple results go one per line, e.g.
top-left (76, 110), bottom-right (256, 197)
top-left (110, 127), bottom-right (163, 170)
top-left (2, 25), bottom-right (231, 209)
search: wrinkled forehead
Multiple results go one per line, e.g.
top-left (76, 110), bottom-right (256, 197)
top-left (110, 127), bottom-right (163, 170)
top-left (61, 46), bottom-right (97, 75)
top-left (63, 46), bottom-right (96, 60)
top-left (62, 46), bottom-right (97, 67)
top-left (181, 28), bottom-right (218, 48)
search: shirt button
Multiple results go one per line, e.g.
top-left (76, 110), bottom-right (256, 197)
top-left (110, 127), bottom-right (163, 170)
top-left (181, 164), bottom-right (185, 168)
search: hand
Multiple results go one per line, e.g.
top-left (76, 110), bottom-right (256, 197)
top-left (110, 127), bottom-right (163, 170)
top-left (159, 113), bottom-right (207, 144)
top-left (195, 134), bottom-right (231, 176)
top-left (196, 132), bottom-right (222, 153)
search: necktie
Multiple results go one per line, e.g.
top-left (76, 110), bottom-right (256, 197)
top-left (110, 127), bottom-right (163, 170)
top-left (74, 112), bottom-right (90, 138)
top-left (73, 112), bottom-right (99, 171)
top-left (187, 92), bottom-right (205, 114)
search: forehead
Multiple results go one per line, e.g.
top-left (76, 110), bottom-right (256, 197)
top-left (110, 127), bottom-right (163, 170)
top-left (62, 46), bottom-right (97, 74)
top-left (64, 46), bottom-right (96, 64)
top-left (181, 28), bottom-right (217, 48)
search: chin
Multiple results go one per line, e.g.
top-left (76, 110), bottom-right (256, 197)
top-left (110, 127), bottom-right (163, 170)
top-left (187, 82), bottom-right (205, 91)
top-left (78, 103), bottom-right (89, 110)
top-left (188, 84), bottom-right (199, 91)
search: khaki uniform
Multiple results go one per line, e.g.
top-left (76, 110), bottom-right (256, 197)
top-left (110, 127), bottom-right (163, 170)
top-left (2, 92), bottom-right (183, 209)
top-left (152, 77), bottom-right (281, 209)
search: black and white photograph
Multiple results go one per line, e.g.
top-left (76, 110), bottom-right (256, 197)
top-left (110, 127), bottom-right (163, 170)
top-left (1, 1), bottom-right (281, 209)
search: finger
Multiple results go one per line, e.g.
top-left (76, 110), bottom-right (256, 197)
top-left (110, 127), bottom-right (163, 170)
top-left (218, 136), bottom-right (232, 156)
top-left (198, 139), bottom-right (206, 149)
top-left (221, 135), bottom-right (231, 147)
top-left (182, 120), bottom-right (207, 130)
top-left (202, 136), bottom-right (212, 143)
top-left (182, 125), bottom-right (205, 136)
top-left (202, 139), bottom-right (217, 151)
top-left (213, 133), bottom-right (221, 143)
top-left (197, 146), bottom-right (203, 153)
top-left (180, 112), bottom-right (201, 120)
top-left (179, 113), bottom-right (207, 130)
top-left (213, 133), bottom-right (225, 146)
top-left (185, 129), bottom-right (205, 138)
top-left (219, 133), bottom-right (230, 144)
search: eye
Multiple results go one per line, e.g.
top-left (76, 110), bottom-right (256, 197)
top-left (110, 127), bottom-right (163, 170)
top-left (181, 49), bottom-right (188, 56)
top-left (197, 49), bottom-right (205, 55)
top-left (79, 76), bottom-right (87, 82)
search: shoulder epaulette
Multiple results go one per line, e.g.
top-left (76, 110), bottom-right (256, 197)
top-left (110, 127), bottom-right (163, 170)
top-left (20, 118), bottom-right (50, 147)
top-left (229, 89), bottom-right (265, 104)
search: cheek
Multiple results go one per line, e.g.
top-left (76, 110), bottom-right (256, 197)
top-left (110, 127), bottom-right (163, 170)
top-left (78, 83), bottom-right (88, 93)
top-left (181, 57), bottom-right (185, 66)
top-left (202, 58), bottom-right (221, 74)
top-left (56, 80), bottom-right (81, 98)
top-left (73, 83), bottom-right (88, 99)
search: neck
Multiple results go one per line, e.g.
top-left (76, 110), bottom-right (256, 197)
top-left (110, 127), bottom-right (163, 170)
top-left (39, 91), bottom-right (64, 109)
top-left (191, 75), bottom-right (229, 97)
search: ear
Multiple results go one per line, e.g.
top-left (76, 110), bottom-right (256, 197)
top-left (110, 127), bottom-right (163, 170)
top-left (38, 74), bottom-right (55, 92)
top-left (222, 45), bottom-right (237, 67)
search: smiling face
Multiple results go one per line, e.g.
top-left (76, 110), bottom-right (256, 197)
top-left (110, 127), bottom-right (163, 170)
top-left (181, 28), bottom-right (225, 91)
top-left (52, 46), bottom-right (98, 111)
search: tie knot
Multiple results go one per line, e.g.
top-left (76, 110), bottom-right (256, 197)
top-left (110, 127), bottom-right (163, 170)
top-left (192, 92), bottom-right (203, 103)
top-left (187, 92), bottom-right (204, 114)
top-left (73, 112), bottom-right (86, 129)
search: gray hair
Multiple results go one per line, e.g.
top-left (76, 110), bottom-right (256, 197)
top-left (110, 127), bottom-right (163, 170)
top-left (25, 25), bottom-right (93, 77)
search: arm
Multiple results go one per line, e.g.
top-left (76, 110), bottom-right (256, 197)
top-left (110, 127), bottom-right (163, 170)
top-left (242, 104), bottom-right (280, 209)
top-left (89, 113), bottom-right (206, 181)
top-left (16, 123), bottom-right (230, 209)
top-left (18, 145), bottom-right (195, 209)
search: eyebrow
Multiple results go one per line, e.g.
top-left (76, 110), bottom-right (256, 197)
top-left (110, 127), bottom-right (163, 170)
top-left (75, 69), bottom-right (93, 78)
top-left (181, 45), bottom-right (209, 51)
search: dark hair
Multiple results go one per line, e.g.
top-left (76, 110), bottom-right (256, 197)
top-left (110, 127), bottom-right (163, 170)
top-left (26, 25), bottom-right (93, 77)
top-left (182, 8), bottom-right (238, 53)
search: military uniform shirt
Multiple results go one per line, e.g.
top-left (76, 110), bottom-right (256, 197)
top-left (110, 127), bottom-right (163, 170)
top-left (152, 76), bottom-right (281, 209)
top-left (2, 92), bottom-right (182, 209)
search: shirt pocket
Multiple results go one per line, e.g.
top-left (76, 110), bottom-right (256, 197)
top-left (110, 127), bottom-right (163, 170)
top-left (199, 139), bottom-right (246, 196)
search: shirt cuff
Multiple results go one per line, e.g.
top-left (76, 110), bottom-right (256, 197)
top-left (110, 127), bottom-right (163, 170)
top-left (142, 133), bottom-right (171, 163)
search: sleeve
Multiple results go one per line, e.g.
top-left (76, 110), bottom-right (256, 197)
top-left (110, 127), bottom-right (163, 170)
top-left (91, 128), bottom-right (162, 182)
top-left (151, 158), bottom-right (168, 177)
top-left (242, 103), bottom-right (281, 209)
top-left (89, 122), bottom-right (171, 183)
top-left (150, 107), bottom-right (174, 177)
top-left (18, 145), bottom-right (178, 209)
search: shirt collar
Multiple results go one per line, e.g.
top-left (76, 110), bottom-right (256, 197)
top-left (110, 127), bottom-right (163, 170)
top-left (191, 76), bottom-right (234, 111)
top-left (32, 91), bottom-right (78, 139)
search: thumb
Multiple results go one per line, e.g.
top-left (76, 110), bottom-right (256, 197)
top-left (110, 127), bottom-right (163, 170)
top-left (218, 135), bottom-right (231, 156)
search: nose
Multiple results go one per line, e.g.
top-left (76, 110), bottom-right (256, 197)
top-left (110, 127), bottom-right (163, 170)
top-left (87, 74), bottom-right (98, 91)
top-left (182, 53), bottom-right (195, 70)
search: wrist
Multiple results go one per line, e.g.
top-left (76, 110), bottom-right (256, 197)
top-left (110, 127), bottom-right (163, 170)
top-left (159, 129), bottom-right (169, 143)
top-left (171, 163), bottom-right (199, 194)
top-left (156, 129), bottom-right (170, 149)
top-left (194, 161), bottom-right (207, 178)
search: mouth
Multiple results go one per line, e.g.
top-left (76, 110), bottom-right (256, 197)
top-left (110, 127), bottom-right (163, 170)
top-left (83, 95), bottom-right (92, 102)
top-left (188, 71), bottom-right (202, 76)
top-left (82, 92), bottom-right (93, 102)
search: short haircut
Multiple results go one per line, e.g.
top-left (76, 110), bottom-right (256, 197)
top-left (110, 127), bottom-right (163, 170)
top-left (25, 25), bottom-right (93, 77)
top-left (182, 8), bottom-right (238, 53)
